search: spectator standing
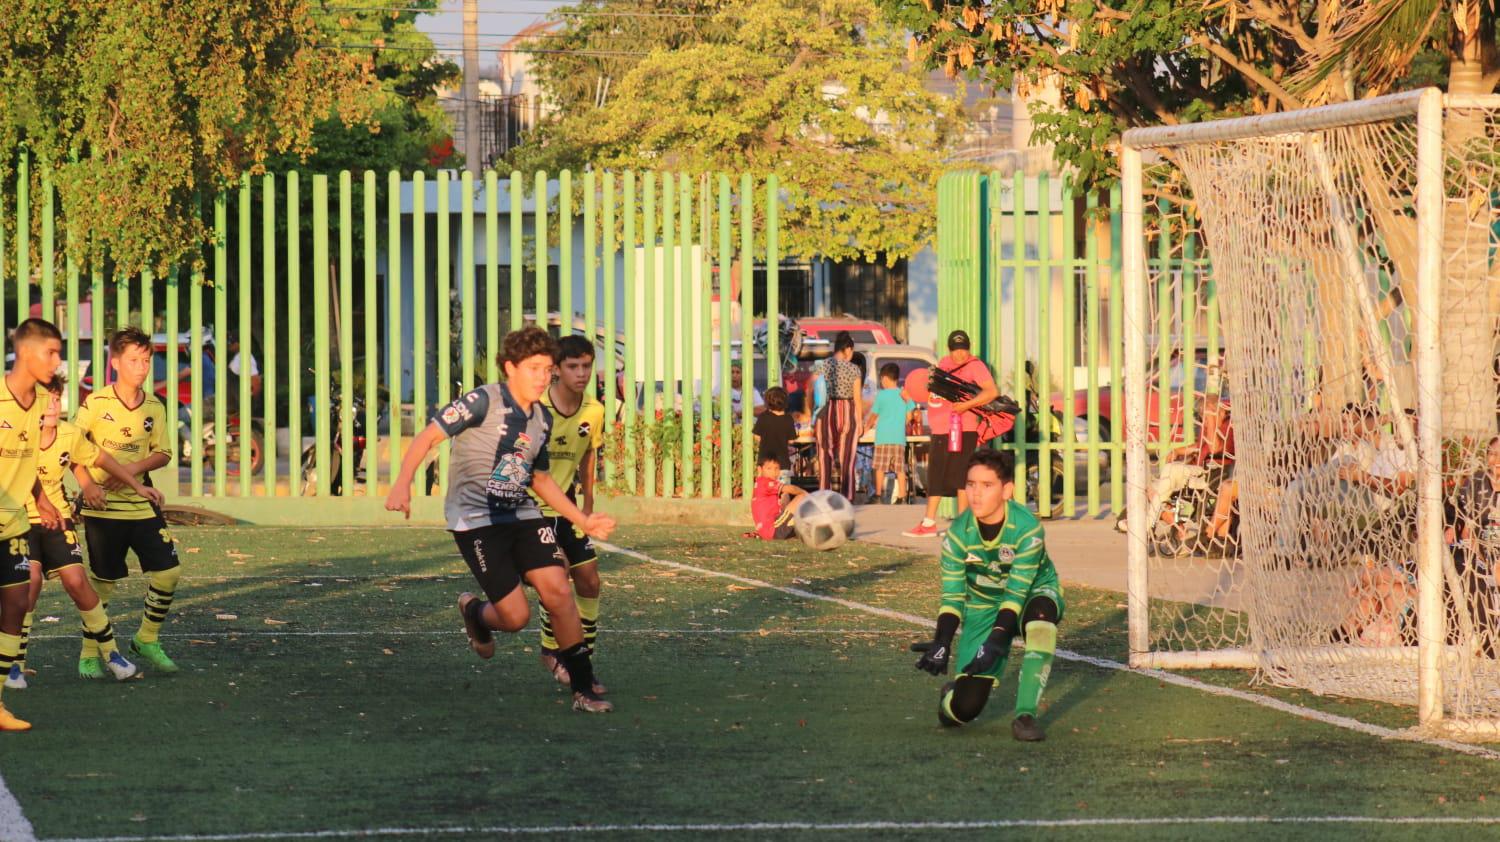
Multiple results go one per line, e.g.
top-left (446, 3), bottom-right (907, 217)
top-left (753, 387), bottom-right (797, 472)
top-left (904, 330), bottom-right (998, 537)
top-left (867, 363), bottom-right (916, 502)
top-left (817, 332), bottom-right (864, 500)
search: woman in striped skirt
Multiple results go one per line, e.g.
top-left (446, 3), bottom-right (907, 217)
top-left (817, 331), bottom-right (864, 500)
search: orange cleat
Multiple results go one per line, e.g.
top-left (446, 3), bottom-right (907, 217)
top-left (0, 703), bottom-right (32, 732)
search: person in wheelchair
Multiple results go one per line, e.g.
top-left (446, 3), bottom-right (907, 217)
top-left (1118, 393), bottom-right (1234, 539)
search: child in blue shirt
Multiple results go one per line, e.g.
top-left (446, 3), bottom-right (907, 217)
top-left (865, 363), bottom-right (916, 501)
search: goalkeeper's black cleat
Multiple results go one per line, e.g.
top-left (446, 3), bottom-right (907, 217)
top-left (1012, 714), bottom-right (1045, 742)
top-left (937, 682), bottom-right (962, 728)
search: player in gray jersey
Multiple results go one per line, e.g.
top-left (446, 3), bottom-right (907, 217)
top-left (386, 327), bottom-right (617, 714)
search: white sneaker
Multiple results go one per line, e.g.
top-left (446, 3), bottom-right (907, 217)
top-left (4, 664), bottom-right (26, 689)
top-left (104, 651), bottom-right (139, 681)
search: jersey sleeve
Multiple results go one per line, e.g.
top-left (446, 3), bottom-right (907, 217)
top-left (999, 523), bottom-right (1048, 616)
top-left (72, 394), bottom-right (97, 438)
top-left (584, 403), bottom-right (605, 452)
top-left (533, 406), bottom-right (552, 473)
top-left (67, 423), bottom-right (103, 469)
top-left (148, 401), bottom-right (173, 460)
top-left (938, 531), bottom-right (968, 619)
top-left (432, 388), bottom-right (490, 438)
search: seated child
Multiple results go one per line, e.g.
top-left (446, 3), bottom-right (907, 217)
top-left (747, 455), bottom-right (807, 540)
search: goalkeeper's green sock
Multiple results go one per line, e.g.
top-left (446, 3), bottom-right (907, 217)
top-left (1014, 621), bottom-right (1057, 718)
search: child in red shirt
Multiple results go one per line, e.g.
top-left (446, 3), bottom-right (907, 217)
top-left (748, 455), bottom-right (807, 540)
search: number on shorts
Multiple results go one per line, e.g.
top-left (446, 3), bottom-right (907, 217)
top-left (538, 526), bottom-right (556, 545)
top-left (159, 528), bottom-right (175, 544)
top-left (64, 530), bottom-right (78, 545)
top-left (8, 538), bottom-right (27, 558)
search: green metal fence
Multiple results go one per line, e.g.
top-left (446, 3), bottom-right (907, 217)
top-left (936, 171), bottom-right (1218, 518)
top-left (0, 154), bottom-right (781, 517)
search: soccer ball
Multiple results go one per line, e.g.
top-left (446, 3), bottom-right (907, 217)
top-left (794, 490), bottom-right (857, 551)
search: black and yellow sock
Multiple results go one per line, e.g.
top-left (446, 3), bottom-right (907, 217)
top-left (576, 595), bottom-right (599, 649)
top-left (538, 604), bottom-right (558, 651)
top-left (16, 611), bottom-right (32, 673)
top-left (83, 578), bottom-right (115, 659)
top-left (79, 604), bottom-right (119, 658)
top-left (137, 567), bottom-right (180, 644)
top-left (1014, 621), bottom-right (1057, 718)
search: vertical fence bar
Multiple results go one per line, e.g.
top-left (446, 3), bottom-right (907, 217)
top-left (116, 262), bottom-right (128, 331)
top-left (238, 175), bottom-right (253, 496)
top-left (1181, 222), bottom-right (1199, 448)
top-left (766, 175), bottom-right (779, 385)
top-left (559, 170), bottom-right (572, 334)
top-left (621, 172), bottom-right (637, 492)
top-left (485, 171), bottom-right (499, 384)
top-left (90, 263), bottom-right (104, 395)
top-left (583, 172), bottom-right (597, 355)
top-left (189, 260), bottom-right (204, 497)
top-left (141, 269), bottom-right (153, 389)
top-left (698, 176), bottom-right (713, 499)
top-left (436, 172), bottom-right (452, 491)
top-left (1011, 172), bottom-right (1028, 505)
top-left (1060, 179), bottom-right (1078, 512)
top-left (1085, 191), bottom-right (1102, 515)
top-left (287, 174), bottom-right (303, 497)
top-left (661, 173), bottom-right (676, 496)
top-left (534, 171), bottom-right (548, 326)
top-left (1037, 173), bottom-right (1054, 516)
top-left (16, 152), bottom-right (28, 324)
top-left (601, 172), bottom-right (617, 486)
top-left (509, 171), bottom-right (523, 333)
top-left (460, 171), bottom-right (476, 393)
top-left (263, 174), bottom-right (278, 496)
top-left (717, 174), bottom-right (732, 498)
top-left (313, 174), bottom-right (331, 497)
top-left (339, 172), bottom-right (355, 495)
top-left (214, 193), bottom-right (229, 495)
top-left (738, 173), bottom-right (754, 497)
top-left (65, 250), bottom-right (78, 412)
top-left (641, 172), bottom-right (656, 495)
top-left (677, 172), bottom-right (693, 496)
top-left (1, 167), bottom-right (7, 324)
top-left (364, 170), bottom-right (379, 493)
top-left (40, 166), bottom-right (53, 320)
top-left (412, 172), bottom-right (427, 497)
top-left (1154, 199), bottom-right (1172, 463)
top-left (165, 266), bottom-right (180, 476)
top-left (387, 170), bottom-right (404, 490)
top-left (1109, 185), bottom-right (1125, 514)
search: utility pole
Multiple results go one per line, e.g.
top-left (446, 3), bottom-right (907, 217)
top-left (462, 0), bottom-right (482, 173)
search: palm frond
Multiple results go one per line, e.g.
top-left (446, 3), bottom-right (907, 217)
top-left (1290, 0), bottom-right (1444, 100)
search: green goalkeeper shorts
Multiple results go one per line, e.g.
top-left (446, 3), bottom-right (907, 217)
top-left (955, 576), bottom-right (1065, 681)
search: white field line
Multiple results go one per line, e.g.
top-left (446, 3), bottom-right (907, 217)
top-left (0, 768), bottom-right (37, 842)
top-left (598, 542), bottom-right (1500, 761)
top-left (45, 815), bottom-right (1500, 841)
top-left (24, 628), bottom-right (910, 641)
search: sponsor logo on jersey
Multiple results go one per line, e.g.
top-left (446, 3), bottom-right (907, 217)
top-left (0, 447), bottom-right (31, 458)
top-left (472, 538), bottom-right (488, 572)
top-left (1000, 547), bottom-right (1015, 563)
top-left (0, 421), bottom-right (11, 429)
top-left (514, 432), bottom-right (532, 452)
top-left (101, 440), bottom-right (142, 453)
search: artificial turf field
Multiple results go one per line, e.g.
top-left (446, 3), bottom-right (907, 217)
top-left (3, 524), bottom-right (1500, 841)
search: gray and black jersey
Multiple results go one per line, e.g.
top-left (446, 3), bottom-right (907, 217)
top-left (432, 383), bottom-right (552, 531)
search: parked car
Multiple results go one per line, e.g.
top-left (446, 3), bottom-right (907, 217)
top-left (793, 317), bottom-right (896, 346)
top-left (1050, 347), bottom-right (1225, 452)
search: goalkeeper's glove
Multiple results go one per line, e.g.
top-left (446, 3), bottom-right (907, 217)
top-left (914, 612), bottom-right (960, 675)
top-left (961, 627), bottom-right (1009, 676)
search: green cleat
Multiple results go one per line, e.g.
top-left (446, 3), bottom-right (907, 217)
top-left (78, 656), bottom-right (106, 680)
top-left (129, 638), bottom-right (179, 674)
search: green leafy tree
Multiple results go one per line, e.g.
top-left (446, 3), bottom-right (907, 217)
top-left (510, 0), bottom-right (959, 263)
top-left (0, 0), bottom-right (378, 274)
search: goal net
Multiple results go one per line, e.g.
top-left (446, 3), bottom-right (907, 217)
top-left (1122, 89), bottom-right (1500, 733)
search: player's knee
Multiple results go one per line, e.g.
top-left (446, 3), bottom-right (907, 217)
top-left (571, 563), bottom-right (600, 597)
top-left (535, 577), bottom-right (575, 616)
top-left (947, 677), bottom-right (993, 723)
top-left (1023, 620), bottom-right (1057, 654)
top-left (487, 597), bottom-right (530, 633)
top-left (1022, 597), bottom-right (1059, 626)
top-left (149, 565), bottom-right (181, 592)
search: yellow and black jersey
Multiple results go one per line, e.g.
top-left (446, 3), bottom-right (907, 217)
top-left (27, 421), bottom-right (101, 524)
top-left (534, 389), bottom-right (604, 517)
top-left (73, 386), bottom-right (171, 521)
top-left (0, 383), bottom-right (47, 540)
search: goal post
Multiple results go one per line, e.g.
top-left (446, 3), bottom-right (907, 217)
top-left (1122, 88), bottom-right (1500, 734)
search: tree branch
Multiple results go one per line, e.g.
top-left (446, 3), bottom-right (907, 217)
top-left (1240, 0), bottom-right (1317, 53)
top-left (1195, 36), bottom-right (1303, 110)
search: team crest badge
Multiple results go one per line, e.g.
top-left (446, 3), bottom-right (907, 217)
top-left (578, 421), bottom-right (592, 438)
top-left (144, 417), bottom-right (154, 433)
top-left (999, 547), bottom-right (1015, 563)
top-left (514, 432), bottom-right (532, 451)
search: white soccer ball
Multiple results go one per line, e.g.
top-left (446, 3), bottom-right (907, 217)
top-left (794, 490), bottom-right (856, 551)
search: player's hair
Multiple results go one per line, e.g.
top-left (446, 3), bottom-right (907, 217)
top-left (555, 334), bottom-right (595, 364)
top-left (851, 351), bottom-right (867, 381)
top-left (44, 373), bottom-right (65, 395)
top-left (879, 362), bottom-right (900, 383)
top-left (12, 318), bottom-right (61, 348)
top-left (109, 326), bottom-right (152, 357)
top-left (968, 449), bottom-right (1015, 484)
top-left (833, 330), bottom-right (855, 353)
top-left (765, 386), bottom-right (787, 412)
top-left (499, 327), bottom-right (559, 370)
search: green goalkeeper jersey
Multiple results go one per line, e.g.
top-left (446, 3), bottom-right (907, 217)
top-left (939, 502), bottom-right (1062, 620)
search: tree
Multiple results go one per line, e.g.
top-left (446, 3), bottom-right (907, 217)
top-left (0, 0), bottom-right (375, 274)
top-left (510, 0), bottom-right (959, 263)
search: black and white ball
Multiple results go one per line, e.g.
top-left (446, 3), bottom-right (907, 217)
top-left (794, 490), bottom-right (856, 551)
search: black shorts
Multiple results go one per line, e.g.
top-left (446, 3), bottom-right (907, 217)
top-left (0, 533), bottom-right (33, 589)
top-left (29, 521), bottom-right (84, 576)
top-left (928, 432), bottom-right (980, 498)
top-left (549, 516), bottom-right (598, 569)
top-left (83, 514), bottom-right (181, 582)
top-left (452, 520), bottom-right (567, 603)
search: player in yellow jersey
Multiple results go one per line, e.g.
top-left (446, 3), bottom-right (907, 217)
top-left (8, 377), bottom-right (161, 687)
top-left (0, 319), bottom-right (69, 730)
top-left (534, 335), bottom-right (608, 694)
top-left (73, 327), bottom-right (179, 675)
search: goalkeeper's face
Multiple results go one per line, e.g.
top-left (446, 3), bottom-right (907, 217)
top-left (965, 463), bottom-right (1013, 523)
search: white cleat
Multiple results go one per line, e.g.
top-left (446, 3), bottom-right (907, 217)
top-left (104, 651), bottom-right (139, 681)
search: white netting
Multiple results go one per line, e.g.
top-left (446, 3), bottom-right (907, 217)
top-left (1135, 97), bottom-right (1500, 723)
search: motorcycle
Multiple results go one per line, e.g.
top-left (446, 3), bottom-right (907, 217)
top-left (177, 407), bottom-right (264, 477)
top-left (300, 392), bottom-right (369, 496)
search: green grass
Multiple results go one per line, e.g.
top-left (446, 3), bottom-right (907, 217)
top-left (2, 524), bottom-right (1497, 841)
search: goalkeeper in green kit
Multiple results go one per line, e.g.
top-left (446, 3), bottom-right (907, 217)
top-left (914, 450), bottom-right (1063, 741)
